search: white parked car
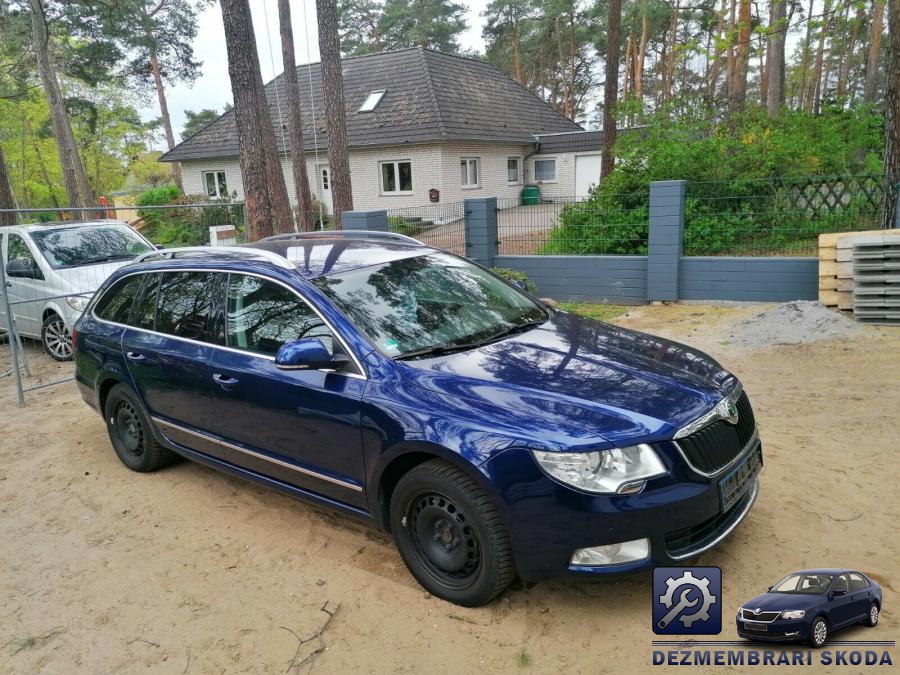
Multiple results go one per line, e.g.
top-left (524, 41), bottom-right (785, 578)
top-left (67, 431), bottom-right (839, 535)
top-left (1, 220), bottom-right (155, 360)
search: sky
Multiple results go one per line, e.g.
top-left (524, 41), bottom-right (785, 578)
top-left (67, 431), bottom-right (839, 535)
top-left (146, 0), bottom-right (490, 146)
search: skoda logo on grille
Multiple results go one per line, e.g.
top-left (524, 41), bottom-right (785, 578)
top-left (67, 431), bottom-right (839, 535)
top-left (754, 608), bottom-right (762, 615)
top-left (715, 398), bottom-right (740, 425)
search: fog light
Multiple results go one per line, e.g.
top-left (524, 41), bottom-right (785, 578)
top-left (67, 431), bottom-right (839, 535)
top-left (570, 538), bottom-right (650, 566)
top-left (785, 631), bottom-right (800, 637)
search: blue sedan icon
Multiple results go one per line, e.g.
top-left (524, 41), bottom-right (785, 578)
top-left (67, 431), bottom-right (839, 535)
top-left (737, 569), bottom-right (883, 647)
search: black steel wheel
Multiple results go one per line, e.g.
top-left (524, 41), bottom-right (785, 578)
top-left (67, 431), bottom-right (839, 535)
top-left (104, 383), bottom-right (175, 472)
top-left (390, 459), bottom-right (515, 606)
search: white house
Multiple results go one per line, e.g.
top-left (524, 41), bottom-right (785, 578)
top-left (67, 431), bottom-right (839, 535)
top-left (160, 47), bottom-right (606, 217)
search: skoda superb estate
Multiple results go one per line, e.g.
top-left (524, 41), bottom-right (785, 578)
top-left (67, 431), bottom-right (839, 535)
top-left (74, 232), bottom-right (763, 606)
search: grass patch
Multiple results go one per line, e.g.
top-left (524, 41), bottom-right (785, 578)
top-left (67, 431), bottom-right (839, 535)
top-left (516, 647), bottom-right (532, 667)
top-left (558, 302), bottom-right (628, 324)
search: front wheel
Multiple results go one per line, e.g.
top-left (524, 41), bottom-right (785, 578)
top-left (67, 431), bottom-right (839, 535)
top-left (390, 459), bottom-right (515, 607)
top-left (808, 617), bottom-right (828, 648)
top-left (41, 313), bottom-right (72, 361)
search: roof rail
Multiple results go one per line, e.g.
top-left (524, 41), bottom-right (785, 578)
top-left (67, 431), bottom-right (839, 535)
top-left (260, 230), bottom-right (424, 245)
top-left (133, 246), bottom-right (294, 269)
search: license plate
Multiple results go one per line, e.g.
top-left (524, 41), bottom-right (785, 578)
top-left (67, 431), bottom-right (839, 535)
top-left (743, 621), bottom-right (767, 631)
top-left (719, 445), bottom-right (762, 511)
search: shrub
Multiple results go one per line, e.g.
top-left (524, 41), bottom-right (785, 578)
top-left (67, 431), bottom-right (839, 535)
top-left (491, 267), bottom-right (537, 293)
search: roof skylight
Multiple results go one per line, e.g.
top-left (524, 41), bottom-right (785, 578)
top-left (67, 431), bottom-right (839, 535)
top-left (359, 90), bottom-right (386, 112)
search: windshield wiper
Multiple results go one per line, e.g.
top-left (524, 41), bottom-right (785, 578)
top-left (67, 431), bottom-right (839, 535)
top-left (393, 319), bottom-right (546, 361)
top-left (77, 254), bottom-right (134, 265)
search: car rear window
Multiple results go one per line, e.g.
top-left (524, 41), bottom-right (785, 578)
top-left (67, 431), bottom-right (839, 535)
top-left (94, 275), bottom-right (144, 324)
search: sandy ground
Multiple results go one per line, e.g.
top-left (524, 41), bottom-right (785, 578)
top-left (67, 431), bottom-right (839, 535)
top-left (1, 303), bottom-right (898, 674)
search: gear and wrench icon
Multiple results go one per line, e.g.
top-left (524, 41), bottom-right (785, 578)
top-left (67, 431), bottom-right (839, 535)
top-left (658, 570), bottom-right (717, 628)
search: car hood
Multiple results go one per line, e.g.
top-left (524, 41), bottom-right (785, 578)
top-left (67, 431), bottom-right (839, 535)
top-left (52, 261), bottom-right (132, 295)
top-left (741, 592), bottom-right (826, 613)
top-left (399, 311), bottom-right (737, 447)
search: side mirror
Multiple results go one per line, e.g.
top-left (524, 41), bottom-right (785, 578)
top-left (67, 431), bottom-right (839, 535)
top-left (275, 338), bottom-right (347, 371)
top-left (832, 586), bottom-right (847, 596)
top-left (6, 259), bottom-right (40, 279)
top-left (767, 586), bottom-right (774, 592)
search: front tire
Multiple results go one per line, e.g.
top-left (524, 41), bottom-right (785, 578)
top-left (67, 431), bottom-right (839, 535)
top-left (41, 313), bottom-right (72, 361)
top-left (808, 617), bottom-right (828, 648)
top-left (866, 603), bottom-right (879, 627)
top-left (390, 459), bottom-right (515, 607)
top-left (104, 383), bottom-right (175, 472)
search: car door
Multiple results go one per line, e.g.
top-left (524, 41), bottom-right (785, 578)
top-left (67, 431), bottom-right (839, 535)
top-left (2, 232), bottom-right (48, 337)
top-left (208, 272), bottom-right (367, 507)
top-left (846, 572), bottom-right (874, 622)
top-left (121, 271), bottom-right (222, 455)
top-left (827, 574), bottom-right (859, 629)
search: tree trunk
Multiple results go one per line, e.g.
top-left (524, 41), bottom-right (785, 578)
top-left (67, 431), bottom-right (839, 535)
top-left (663, 0), bottom-right (680, 101)
top-left (812, 0), bottom-right (833, 114)
top-left (146, 35), bottom-right (184, 190)
top-left (707, 0), bottom-right (728, 102)
top-left (634, 11), bottom-right (649, 100)
top-left (601, 0), bottom-right (621, 178)
top-left (278, 0), bottom-right (315, 231)
top-left (766, 0), bottom-right (787, 116)
top-left (511, 18), bottom-right (523, 84)
top-left (24, 118), bottom-right (60, 209)
top-left (864, 0), bottom-right (886, 103)
top-left (731, 0), bottom-right (751, 109)
top-left (799, 0), bottom-right (815, 109)
top-left (316, 0), bottom-right (354, 226)
top-left (219, 0), bottom-right (294, 240)
top-left (838, 3), bottom-right (863, 100)
top-left (882, 0), bottom-right (899, 228)
top-left (29, 0), bottom-right (92, 212)
top-left (623, 34), bottom-right (633, 98)
top-left (0, 146), bottom-right (16, 227)
top-left (726, 0), bottom-right (736, 101)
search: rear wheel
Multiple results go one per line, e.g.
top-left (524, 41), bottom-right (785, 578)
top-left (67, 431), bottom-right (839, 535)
top-left (808, 617), bottom-right (828, 648)
top-left (866, 603), bottom-right (879, 627)
top-left (104, 383), bottom-right (175, 472)
top-left (389, 459), bottom-right (515, 606)
top-left (41, 313), bottom-right (72, 361)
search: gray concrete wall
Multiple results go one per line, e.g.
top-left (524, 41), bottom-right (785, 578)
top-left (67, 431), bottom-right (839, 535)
top-left (679, 257), bottom-right (819, 301)
top-left (493, 255), bottom-right (648, 304)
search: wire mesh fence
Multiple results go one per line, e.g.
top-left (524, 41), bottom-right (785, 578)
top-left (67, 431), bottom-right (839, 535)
top-left (684, 176), bottom-right (893, 256)
top-left (386, 201), bottom-right (467, 255)
top-left (496, 194), bottom-right (650, 255)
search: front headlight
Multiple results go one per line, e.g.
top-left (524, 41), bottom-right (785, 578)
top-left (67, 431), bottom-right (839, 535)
top-left (66, 295), bottom-right (91, 312)
top-left (531, 444), bottom-right (666, 494)
top-left (779, 610), bottom-right (806, 620)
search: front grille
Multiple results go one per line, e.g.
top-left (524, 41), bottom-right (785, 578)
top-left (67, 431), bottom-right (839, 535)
top-left (739, 627), bottom-right (792, 639)
top-left (677, 391), bottom-right (756, 473)
top-left (665, 484), bottom-right (755, 557)
top-left (741, 609), bottom-right (781, 622)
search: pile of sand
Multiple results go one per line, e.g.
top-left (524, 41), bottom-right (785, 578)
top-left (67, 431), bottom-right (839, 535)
top-left (728, 300), bottom-right (860, 347)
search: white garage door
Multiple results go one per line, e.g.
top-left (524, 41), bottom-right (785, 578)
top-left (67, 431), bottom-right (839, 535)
top-left (575, 154), bottom-right (603, 198)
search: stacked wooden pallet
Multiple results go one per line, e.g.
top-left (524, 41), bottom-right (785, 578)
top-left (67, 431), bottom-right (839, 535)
top-left (818, 229), bottom-right (900, 311)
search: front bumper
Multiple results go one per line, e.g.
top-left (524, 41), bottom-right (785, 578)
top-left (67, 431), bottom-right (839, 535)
top-left (736, 617), bottom-right (810, 642)
top-left (482, 440), bottom-right (761, 581)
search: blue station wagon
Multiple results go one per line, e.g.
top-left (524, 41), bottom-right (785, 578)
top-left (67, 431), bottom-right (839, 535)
top-left (737, 569), bottom-right (883, 647)
top-left (74, 231), bottom-right (763, 606)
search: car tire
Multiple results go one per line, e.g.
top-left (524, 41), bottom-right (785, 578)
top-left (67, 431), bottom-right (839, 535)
top-left (865, 602), bottom-right (879, 627)
top-left (389, 459), bottom-right (515, 607)
top-left (104, 383), bottom-right (175, 472)
top-left (41, 313), bottom-right (73, 361)
top-left (808, 616), bottom-right (828, 648)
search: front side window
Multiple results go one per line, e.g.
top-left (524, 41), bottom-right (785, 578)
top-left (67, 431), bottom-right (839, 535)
top-left (94, 275), bottom-right (145, 324)
top-left (460, 158), bottom-right (479, 187)
top-left (30, 224), bottom-right (153, 269)
top-left (5, 234), bottom-right (43, 279)
top-left (155, 272), bottom-right (221, 343)
top-left (313, 253), bottom-right (546, 358)
top-left (534, 158), bottom-right (557, 182)
top-left (770, 573), bottom-right (834, 594)
top-left (507, 157), bottom-right (521, 183)
top-left (226, 274), bottom-right (334, 357)
top-left (380, 161), bottom-right (413, 194)
top-left (203, 170), bottom-right (228, 199)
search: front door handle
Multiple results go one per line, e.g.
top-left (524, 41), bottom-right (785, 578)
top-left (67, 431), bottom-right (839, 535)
top-left (212, 373), bottom-right (239, 390)
top-left (126, 351), bottom-right (146, 363)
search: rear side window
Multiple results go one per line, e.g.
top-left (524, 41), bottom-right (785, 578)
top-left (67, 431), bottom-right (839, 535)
top-left (225, 274), bottom-right (334, 356)
top-left (849, 573), bottom-right (869, 591)
top-left (156, 272), bottom-right (221, 342)
top-left (94, 275), bottom-right (144, 324)
top-left (133, 274), bottom-right (160, 331)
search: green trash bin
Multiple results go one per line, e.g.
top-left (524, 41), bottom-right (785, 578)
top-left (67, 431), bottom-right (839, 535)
top-left (521, 185), bottom-right (540, 206)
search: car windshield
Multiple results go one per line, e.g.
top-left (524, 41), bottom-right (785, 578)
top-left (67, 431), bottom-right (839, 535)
top-left (312, 252), bottom-right (547, 358)
top-left (770, 573), bottom-right (834, 594)
top-left (30, 224), bottom-right (153, 268)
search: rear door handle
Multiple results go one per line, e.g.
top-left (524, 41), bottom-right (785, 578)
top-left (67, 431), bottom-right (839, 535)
top-left (126, 351), bottom-right (146, 363)
top-left (212, 373), bottom-right (239, 390)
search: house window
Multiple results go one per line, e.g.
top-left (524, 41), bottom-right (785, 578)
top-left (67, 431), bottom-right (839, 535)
top-left (507, 157), bottom-right (521, 183)
top-left (203, 171), bottom-right (228, 199)
top-left (534, 159), bottom-right (557, 182)
top-left (460, 158), bottom-right (479, 188)
top-left (380, 161), bottom-right (413, 194)
top-left (321, 167), bottom-right (330, 190)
